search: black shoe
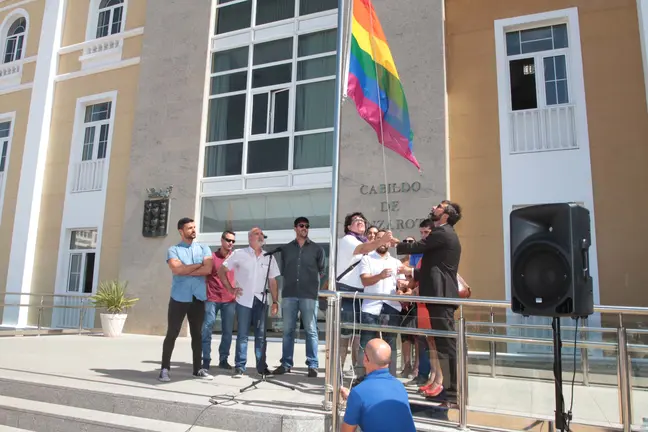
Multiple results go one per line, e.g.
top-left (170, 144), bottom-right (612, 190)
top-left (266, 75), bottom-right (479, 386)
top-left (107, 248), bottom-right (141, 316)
top-left (232, 368), bottom-right (244, 378)
top-left (272, 365), bottom-right (290, 375)
top-left (258, 368), bottom-right (272, 376)
top-left (307, 368), bottom-right (318, 378)
top-left (219, 361), bottom-right (233, 370)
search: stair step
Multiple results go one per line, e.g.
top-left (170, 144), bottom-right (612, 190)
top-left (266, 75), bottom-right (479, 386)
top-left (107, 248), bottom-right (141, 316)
top-left (0, 426), bottom-right (35, 432)
top-left (0, 395), bottom-right (233, 432)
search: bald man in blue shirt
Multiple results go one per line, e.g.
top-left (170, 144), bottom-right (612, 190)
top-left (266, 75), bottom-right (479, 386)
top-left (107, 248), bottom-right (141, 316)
top-left (340, 338), bottom-right (416, 432)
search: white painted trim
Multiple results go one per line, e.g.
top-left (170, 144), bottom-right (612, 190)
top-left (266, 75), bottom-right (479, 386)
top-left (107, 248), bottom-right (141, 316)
top-left (637, 0), bottom-right (648, 111)
top-left (54, 56), bottom-right (139, 81)
top-left (195, 0), bottom-right (218, 227)
top-left (0, 81), bottom-right (32, 95)
top-left (0, 8), bottom-right (30, 63)
top-left (494, 7), bottom-right (600, 305)
top-left (59, 26), bottom-right (143, 54)
top-left (2, 0), bottom-right (66, 327)
top-left (0, 0), bottom-right (36, 14)
top-left (0, 111), bottom-right (15, 225)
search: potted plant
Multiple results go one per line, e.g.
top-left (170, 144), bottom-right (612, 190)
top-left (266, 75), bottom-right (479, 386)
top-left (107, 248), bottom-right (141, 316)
top-left (90, 280), bottom-right (139, 337)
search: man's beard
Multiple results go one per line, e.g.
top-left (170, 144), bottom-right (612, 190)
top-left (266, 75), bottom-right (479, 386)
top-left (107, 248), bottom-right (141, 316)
top-left (429, 211), bottom-right (441, 222)
top-left (377, 246), bottom-right (388, 254)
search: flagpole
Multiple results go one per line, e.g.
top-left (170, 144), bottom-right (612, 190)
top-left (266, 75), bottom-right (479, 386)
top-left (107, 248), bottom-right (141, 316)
top-left (323, 0), bottom-right (349, 425)
top-left (327, 0), bottom-right (349, 296)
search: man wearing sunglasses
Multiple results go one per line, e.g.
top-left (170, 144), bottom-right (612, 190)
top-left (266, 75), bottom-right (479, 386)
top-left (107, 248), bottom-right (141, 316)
top-left (219, 227), bottom-right (280, 378)
top-left (273, 217), bottom-right (325, 378)
top-left (201, 230), bottom-right (237, 372)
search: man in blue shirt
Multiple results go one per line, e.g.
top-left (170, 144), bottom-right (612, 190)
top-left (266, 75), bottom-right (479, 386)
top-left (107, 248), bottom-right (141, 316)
top-left (159, 217), bottom-right (213, 382)
top-left (340, 338), bottom-right (416, 432)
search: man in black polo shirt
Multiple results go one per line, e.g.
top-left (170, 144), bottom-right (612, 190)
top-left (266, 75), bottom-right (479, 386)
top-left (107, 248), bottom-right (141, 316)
top-left (273, 217), bottom-right (325, 378)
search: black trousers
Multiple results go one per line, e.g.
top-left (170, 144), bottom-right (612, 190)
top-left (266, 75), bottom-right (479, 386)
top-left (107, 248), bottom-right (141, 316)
top-left (427, 304), bottom-right (458, 400)
top-left (161, 296), bottom-right (205, 375)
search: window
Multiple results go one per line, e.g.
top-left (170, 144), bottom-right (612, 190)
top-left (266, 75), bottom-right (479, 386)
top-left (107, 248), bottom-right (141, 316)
top-left (506, 24), bottom-right (569, 111)
top-left (201, 188), bottom-right (331, 232)
top-left (205, 27), bottom-right (337, 177)
top-left (214, 0), bottom-right (337, 35)
top-left (3, 17), bottom-right (25, 64)
top-left (66, 230), bottom-right (98, 294)
top-left (81, 102), bottom-right (112, 161)
top-left (0, 121), bottom-right (11, 222)
top-left (96, 0), bottom-right (124, 38)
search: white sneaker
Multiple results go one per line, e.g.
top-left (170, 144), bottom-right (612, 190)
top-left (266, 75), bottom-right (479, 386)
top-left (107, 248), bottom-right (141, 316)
top-left (158, 368), bottom-right (171, 382)
top-left (194, 368), bottom-right (214, 380)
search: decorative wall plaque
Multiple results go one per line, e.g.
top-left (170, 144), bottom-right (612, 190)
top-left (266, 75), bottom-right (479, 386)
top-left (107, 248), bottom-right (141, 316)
top-left (142, 186), bottom-right (173, 238)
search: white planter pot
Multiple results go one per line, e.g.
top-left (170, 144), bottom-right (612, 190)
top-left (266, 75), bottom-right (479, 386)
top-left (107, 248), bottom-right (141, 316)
top-left (100, 313), bottom-right (127, 337)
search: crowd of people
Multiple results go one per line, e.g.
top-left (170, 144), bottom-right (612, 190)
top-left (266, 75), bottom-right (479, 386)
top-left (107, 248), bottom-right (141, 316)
top-left (157, 199), bottom-right (464, 432)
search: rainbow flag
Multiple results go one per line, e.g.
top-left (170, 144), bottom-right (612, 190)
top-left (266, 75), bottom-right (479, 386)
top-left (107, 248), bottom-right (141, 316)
top-left (346, 0), bottom-right (420, 170)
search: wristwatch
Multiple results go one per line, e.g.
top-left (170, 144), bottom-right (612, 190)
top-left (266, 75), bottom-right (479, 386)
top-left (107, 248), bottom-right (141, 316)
top-left (272, 301), bottom-right (279, 305)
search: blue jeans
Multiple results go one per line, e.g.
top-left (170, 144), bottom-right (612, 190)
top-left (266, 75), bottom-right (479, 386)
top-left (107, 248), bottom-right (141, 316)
top-left (235, 298), bottom-right (268, 373)
top-left (280, 297), bottom-right (319, 369)
top-left (201, 300), bottom-right (236, 368)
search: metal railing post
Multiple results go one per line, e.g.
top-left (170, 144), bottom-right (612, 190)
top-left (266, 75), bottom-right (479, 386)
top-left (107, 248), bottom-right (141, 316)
top-left (617, 326), bottom-right (633, 432)
top-left (37, 296), bottom-right (44, 337)
top-left (580, 318), bottom-right (589, 386)
top-left (458, 307), bottom-right (468, 430)
top-left (323, 295), bottom-right (336, 412)
top-left (331, 293), bottom-right (341, 432)
top-left (489, 308), bottom-right (496, 378)
top-left (78, 299), bottom-right (85, 334)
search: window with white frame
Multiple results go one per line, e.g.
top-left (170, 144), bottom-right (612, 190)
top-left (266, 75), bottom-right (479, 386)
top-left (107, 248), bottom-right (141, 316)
top-left (3, 17), bottom-right (26, 64)
top-left (95, 0), bottom-right (124, 38)
top-left (0, 121), bottom-right (11, 220)
top-left (505, 23), bottom-right (577, 153)
top-left (214, 0), bottom-right (337, 35)
top-left (205, 24), bottom-right (336, 177)
top-left (81, 102), bottom-right (112, 161)
top-left (66, 229), bottom-right (98, 294)
top-left (506, 24), bottom-right (570, 111)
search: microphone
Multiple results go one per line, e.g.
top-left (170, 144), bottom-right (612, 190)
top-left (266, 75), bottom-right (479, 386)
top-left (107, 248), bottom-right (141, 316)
top-left (263, 247), bottom-right (282, 256)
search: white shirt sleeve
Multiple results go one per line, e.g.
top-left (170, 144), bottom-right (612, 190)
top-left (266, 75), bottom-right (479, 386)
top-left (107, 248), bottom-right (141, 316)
top-left (358, 255), bottom-right (371, 276)
top-left (222, 249), bottom-right (239, 270)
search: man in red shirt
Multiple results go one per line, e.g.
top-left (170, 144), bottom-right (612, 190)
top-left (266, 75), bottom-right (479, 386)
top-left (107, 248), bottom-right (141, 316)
top-left (201, 230), bottom-right (237, 370)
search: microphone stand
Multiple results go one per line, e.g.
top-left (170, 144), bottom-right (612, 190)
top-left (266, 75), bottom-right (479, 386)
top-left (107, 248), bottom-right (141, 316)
top-left (240, 248), bottom-right (295, 393)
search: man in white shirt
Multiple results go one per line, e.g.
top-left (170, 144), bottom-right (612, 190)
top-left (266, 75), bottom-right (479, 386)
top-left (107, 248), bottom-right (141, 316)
top-left (218, 227), bottom-right (280, 378)
top-left (358, 229), bottom-right (406, 377)
top-left (336, 212), bottom-right (395, 373)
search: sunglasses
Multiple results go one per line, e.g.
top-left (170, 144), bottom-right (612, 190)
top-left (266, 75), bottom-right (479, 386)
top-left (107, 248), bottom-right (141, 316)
top-left (404, 239), bottom-right (415, 243)
top-left (297, 223), bottom-right (310, 229)
top-left (223, 238), bottom-right (235, 244)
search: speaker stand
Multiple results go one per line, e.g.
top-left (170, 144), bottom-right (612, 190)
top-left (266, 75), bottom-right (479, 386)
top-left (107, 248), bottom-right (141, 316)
top-left (551, 317), bottom-right (570, 432)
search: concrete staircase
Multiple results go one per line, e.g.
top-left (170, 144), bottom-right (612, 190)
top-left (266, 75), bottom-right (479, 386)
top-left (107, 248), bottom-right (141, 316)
top-left (0, 374), bottom-right (326, 432)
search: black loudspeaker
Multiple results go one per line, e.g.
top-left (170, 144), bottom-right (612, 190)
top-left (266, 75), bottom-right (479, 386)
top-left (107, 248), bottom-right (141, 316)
top-left (510, 203), bottom-right (593, 318)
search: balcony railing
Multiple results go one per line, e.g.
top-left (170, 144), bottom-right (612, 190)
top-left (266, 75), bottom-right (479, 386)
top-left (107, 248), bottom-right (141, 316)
top-left (509, 104), bottom-right (577, 154)
top-left (0, 62), bottom-right (20, 78)
top-left (82, 38), bottom-right (121, 57)
top-left (71, 159), bottom-right (104, 193)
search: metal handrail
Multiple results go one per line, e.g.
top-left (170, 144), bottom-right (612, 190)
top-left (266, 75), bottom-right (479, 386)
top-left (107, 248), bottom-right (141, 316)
top-left (0, 294), bottom-right (96, 337)
top-left (320, 290), bottom-right (646, 432)
top-left (0, 292), bottom-right (93, 298)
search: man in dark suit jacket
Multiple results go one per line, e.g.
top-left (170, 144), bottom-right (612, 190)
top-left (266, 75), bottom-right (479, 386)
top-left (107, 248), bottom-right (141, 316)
top-left (396, 200), bottom-right (462, 403)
